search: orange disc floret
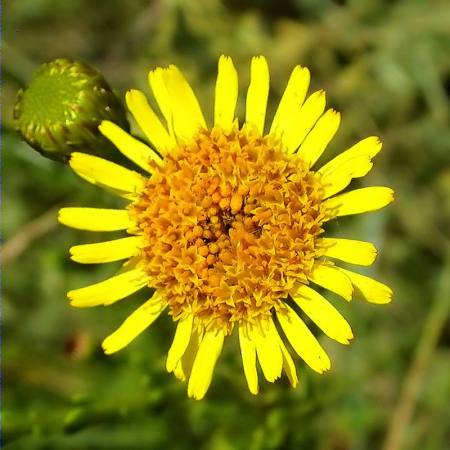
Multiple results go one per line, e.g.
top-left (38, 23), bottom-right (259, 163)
top-left (129, 125), bottom-right (326, 333)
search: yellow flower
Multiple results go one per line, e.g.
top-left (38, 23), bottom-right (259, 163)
top-left (59, 56), bottom-right (394, 399)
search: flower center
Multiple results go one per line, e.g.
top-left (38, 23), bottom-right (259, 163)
top-left (130, 126), bottom-right (326, 333)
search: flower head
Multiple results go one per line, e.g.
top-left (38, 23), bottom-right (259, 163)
top-left (59, 56), bottom-right (394, 399)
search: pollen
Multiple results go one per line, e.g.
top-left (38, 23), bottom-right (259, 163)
top-left (130, 126), bottom-right (326, 333)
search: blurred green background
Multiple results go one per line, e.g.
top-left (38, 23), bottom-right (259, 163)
top-left (3, 0), bottom-right (450, 449)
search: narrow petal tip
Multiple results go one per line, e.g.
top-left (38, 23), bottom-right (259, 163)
top-left (388, 188), bottom-right (395, 202)
top-left (125, 88), bottom-right (146, 107)
top-left (250, 386), bottom-right (259, 395)
top-left (380, 286), bottom-right (394, 304)
top-left (57, 209), bottom-right (65, 224)
top-left (321, 358), bottom-right (332, 373)
top-left (68, 294), bottom-right (89, 308)
top-left (316, 89), bottom-right (326, 100)
top-left (343, 285), bottom-right (354, 301)
top-left (97, 119), bottom-right (110, 133)
top-left (101, 341), bottom-right (112, 355)
top-left (68, 298), bottom-right (90, 308)
top-left (101, 336), bottom-right (120, 355)
top-left (219, 54), bottom-right (232, 62)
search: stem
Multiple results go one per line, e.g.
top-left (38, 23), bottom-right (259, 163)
top-left (382, 250), bottom-right (450, 450)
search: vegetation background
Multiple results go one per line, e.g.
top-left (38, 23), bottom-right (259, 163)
top-left (3, 0), bottom-right (450, 449)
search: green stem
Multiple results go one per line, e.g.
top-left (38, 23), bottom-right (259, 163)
top-left (382, 248), bottom-right (450, 450)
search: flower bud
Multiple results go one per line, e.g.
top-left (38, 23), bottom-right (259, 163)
top-left (13, 58), bottom-right (129, 163)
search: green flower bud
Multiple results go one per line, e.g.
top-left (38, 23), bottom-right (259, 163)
top-left (13, 58), bottom-right (129, 163)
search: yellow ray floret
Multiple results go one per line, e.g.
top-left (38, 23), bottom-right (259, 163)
top-left (166, 315), bottom-right (193, 373)
top-left (276, 333), bottom-right (299, 388)
top-left (163, 65), bottom-right (206, 140)
top-left (284, 90), bottom-right (327, 154)
top-left (58, 207), bottom-right (133, 231)
top-left (319, 154), bottom-right (374, 199)
top-left (317, 238), bottom-right (377, 266)
top-left (99, 120), bottom-right (162, 173)
top-left (277, 305), bottom-right (331, 374)
top-left (175, 328), bottom-right (203, 382)
top-left (239, 323), bottom-right (259, 395)
top-left (323, 186), bottom-right (394, 218)
top-left (317, 135), bottom-right (382, 197)
top-left (298, 109), bottom-right (341, 168)
top-left (246, 56), bottom-right (269, 134)
top-left (69, 152), bottom-right (145, 196)
top-left (270, 65), bottom-right (310, 137)
top-left (292, 285), bottom-right (353, 344)
top-left (252, 317), bottom-right (283, 382)
top-left (338, 268), bottom-right (393, 304)
top-left (214, 55), bottom-right (238, 131)
top-left (102, 291), bottom-right (166, 354)
top-left (187, 329), bottom-right (224, 400)
top-left (125, 89), bottom-right (175, 155)
top-left (308, 262), bottom-right (354, 301)
top-left (148, 67), bottom-right (173, 135)
top-left (70, 236), bottom-right (143, 264)
top-left (319, 136), bottom-right (382, 175)
top-left (68, 267), bottom-right (148, 307)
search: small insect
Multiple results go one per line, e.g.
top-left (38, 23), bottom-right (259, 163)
top-left (221, 210), bottom-right (234, 229)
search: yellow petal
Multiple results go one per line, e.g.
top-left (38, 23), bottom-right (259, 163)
top-left (99, 120), bottom-right (162, 173)
top-left (323, 187), bottom-right (394, 219)
top-left (164, 65), bottom-right (206, 140)
top-left (102, 291), bottom-right (166, 354)
top-left (67, 267), bottom-right (148, 307)
top-left (176, 328), bottom-right (203, 381)
top-left (125, 89), bottom-right (175, 155)
top-left (284, 90), bottom-right (326, 154)
top-left (319, 136), bottom-right (382, 175)
top-left (173, 361), bottom-right (186, 381)
top-left (148, 67), bottom-right (174, 136)
top-left (245, 56), bottom-right (269, 134)
top-left (166, 315), bottom-right (193, 373)
top-left (319, 155), bottom-right (373, 198)
top-left (292, 285), bottom-right (353, 344)
top-left (239, 323), bottom-right (259, 395)
top-left (298, 109), bottom-right (341, 168)
top-left (276, 333), bottom-right (298, 388)
top-left (339, 268), bottom-right (393, 304)
top-left (58, 207), bottom-right (132, 231)
top-left (187, 329), bottom-right (224, 400)
top-left (252, 317), bottom-right (283, 382)
top-left (71, 171), bottom-right (134, 200)
top-left (270, 65), bottom-right (310, 136)
top-left (277, 305), bottom-right (331, 373)
top-left (309, 262), bottom-right (353, 301)
top-left (69, 152), bottom-right (144, 195)
top-left (214, 55), bottom-right (238, 131)
top-left (317, 238), bottom-right (377, 266)
top-left (70, 236), bottom-right (142, 264)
